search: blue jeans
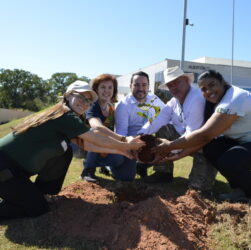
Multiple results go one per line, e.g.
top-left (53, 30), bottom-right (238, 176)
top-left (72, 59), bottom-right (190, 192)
top-left (84, 152), bottom-right (136, 181)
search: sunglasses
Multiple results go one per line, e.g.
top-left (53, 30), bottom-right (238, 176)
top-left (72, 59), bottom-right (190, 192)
top-left (71, 92), bottom-right (93, 104)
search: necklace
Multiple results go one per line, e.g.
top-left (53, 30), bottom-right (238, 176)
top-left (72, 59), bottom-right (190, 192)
top-left (100, 103), bottom-right (108, 112)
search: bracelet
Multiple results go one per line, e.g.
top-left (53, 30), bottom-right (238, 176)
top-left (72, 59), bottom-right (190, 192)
top-left (120, 136), bottom-right (127, 142)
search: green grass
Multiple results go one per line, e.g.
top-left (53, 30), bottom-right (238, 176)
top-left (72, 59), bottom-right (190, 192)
top-left (0, 119), bottom-right (250, 250)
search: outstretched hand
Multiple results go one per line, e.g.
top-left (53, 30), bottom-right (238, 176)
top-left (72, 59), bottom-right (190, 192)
top-left (151, 138), bottom-right (172, 159)
top-left (126, 135), bottom-right (145, 151)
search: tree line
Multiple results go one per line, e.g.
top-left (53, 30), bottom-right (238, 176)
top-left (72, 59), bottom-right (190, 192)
top-left (0, 69), bottom-right (90, 111)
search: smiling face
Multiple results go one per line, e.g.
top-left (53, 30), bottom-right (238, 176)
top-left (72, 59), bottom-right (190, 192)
top-left (166, 76), bottom-right (190, 103)
top-left (66, 91), bottom-right (93, 115)
top-left (198, 77), bottom-right (226, 104)
top-left (97, 80), bottom-right (114, 103)
top-left (130, 75), bottom-right (149, 103)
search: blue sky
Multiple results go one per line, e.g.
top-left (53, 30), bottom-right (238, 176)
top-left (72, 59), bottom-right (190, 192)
top-left (1, 0), bottom-right (250, 80)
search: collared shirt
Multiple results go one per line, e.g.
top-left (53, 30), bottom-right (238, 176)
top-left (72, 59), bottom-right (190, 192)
top-left (138, 86), bottom-right (205, 136)
top-left (115, 93), bottom-right (165, 136)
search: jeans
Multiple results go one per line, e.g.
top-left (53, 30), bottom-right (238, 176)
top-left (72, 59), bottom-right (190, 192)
top-left (84, 152), bottom-right (136, 181)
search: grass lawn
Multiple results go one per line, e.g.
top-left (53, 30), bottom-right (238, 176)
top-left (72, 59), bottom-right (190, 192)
top-left (0, 118), bottom-right (250, 249)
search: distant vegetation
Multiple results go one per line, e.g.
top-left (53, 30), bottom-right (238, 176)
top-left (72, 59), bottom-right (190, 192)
top-left (0, 68), bottom-right (90, 111)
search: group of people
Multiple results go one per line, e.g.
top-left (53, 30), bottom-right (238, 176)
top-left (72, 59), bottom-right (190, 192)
top-left (0, 66), bottom-right (250, 221)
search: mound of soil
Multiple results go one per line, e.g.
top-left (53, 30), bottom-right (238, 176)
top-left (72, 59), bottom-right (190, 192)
top-left (48, 182), bottom-right (215, 250)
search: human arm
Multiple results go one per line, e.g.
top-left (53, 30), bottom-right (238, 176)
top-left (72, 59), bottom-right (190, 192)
top-left (153, 112), bottom-right (238, 158)
top-left (78, 129), bottom-right (145, 152)
top-left (115, 102), bottom-right (129, 136)
top-left (88, 117), bottom-right (123, 141)
top-left (138, 104), bottom-right (172, 135)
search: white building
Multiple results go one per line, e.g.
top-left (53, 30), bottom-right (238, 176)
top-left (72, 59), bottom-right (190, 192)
top-left (117, 57), bottom-right (251, 98)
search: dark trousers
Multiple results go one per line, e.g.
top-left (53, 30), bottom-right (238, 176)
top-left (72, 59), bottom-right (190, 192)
top-left (0, 148), bottom-right (72, 220)
top-left (203, 137), bottom-right (251, 197)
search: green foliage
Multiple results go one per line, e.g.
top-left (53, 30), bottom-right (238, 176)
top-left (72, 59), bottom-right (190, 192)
top-left (0, 68), bottom-right (90, 111)
top-left (137, 96), bottom-right (161, 124)
top-left (0, 69), bottom-right (47, 111)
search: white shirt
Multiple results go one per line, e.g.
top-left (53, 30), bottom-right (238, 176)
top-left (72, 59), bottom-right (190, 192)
top-left (216, 85), bottom-right (251, 143)
top-left (138, 86), bottom-right (205, 136)
top-left (115, 93), bottom-right (165, 136)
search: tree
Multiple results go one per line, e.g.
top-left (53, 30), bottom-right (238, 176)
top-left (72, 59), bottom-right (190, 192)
top-left (0, 69), bottom-right (47, 111)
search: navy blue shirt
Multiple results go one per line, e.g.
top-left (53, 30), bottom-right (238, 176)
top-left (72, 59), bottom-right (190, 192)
top-left (86, 101), bottom-right (115, 130)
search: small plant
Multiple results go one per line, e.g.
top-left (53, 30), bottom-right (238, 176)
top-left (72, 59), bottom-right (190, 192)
top-left (136, 97), bottom-right (161, 124)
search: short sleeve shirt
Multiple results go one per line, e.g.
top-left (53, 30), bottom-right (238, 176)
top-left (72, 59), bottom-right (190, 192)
top-left (215, 86), bottom-right (251, 143)
top-left (0, 112), bottom-right (89, 174)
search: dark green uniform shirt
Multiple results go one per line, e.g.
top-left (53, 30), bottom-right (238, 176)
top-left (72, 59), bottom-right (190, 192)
top-left (0, 112), bottom-right (88, 175)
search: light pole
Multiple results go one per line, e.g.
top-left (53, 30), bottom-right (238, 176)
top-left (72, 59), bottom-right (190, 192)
top-left (231, 0), bottom-right (235, 84)
top-left (180, 0), bottom-right (193, 70)
top-left (180, 0), bottom-right (187, 70)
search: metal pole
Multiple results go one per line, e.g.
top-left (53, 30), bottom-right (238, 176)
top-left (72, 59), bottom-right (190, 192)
top-left (231, 0), bottom-right (235, 84)
top-left (180, 0), bottom-right (187, 70)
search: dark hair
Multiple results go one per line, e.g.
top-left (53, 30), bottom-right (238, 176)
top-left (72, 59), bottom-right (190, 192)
top-left (198, 70), bottom-right (228, 86)
top-left (130, 71), bottom-right (149, 84)
top-left (91, 74), bottom-right (118, 102)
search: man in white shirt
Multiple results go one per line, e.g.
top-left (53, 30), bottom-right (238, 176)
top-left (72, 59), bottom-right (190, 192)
top-left (138, 66), bottom-right (217, 191)
top-left (115, 71), bottom-right (165, 178)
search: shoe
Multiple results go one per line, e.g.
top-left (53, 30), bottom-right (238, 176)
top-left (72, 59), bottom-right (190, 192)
top-left (143, 172), bottom-right (173, 183)
top-left (81, 169), bottom-right (98, 183)
top-left (219, 188), bottom-right (247, 202)
top-left (99, 166), bottom-right (111, 176)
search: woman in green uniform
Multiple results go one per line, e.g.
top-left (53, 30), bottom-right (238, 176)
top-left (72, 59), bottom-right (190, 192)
top-left (0, 80), bottom-right (144, 220)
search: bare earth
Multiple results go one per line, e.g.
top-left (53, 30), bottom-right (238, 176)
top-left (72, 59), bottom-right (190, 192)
top-left (50, 181), bottom-right (216, 250)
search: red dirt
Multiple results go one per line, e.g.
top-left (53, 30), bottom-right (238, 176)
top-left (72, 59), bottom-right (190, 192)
top-left (49, 181), bottom-right (216, 250)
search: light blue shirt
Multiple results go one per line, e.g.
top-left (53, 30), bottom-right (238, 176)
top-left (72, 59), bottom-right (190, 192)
top-left (138, 86), bottom-right (205, 136)
top-left (115, 93), bottom-right (165, 136)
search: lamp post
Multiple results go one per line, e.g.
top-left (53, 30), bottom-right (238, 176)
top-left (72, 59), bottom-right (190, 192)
top-left (231, 0), bottom-right (235, 84)
top-left (180, 0), bottom-right (193, 70)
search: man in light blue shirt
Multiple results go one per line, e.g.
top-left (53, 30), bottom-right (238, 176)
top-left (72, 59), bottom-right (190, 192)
top-left (115, 71), bottom-right (165, 178)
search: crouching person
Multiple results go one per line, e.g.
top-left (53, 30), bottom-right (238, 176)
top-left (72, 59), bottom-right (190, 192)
top-left (0, 80), bottom-right (144, 221)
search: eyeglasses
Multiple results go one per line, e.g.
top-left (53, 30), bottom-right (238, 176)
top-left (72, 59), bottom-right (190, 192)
top-left (71, 92), bottom-right (93, 104)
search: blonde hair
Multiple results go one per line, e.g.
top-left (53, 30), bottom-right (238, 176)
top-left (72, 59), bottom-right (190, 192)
top-left (13, 100), bottom-right (70, 134)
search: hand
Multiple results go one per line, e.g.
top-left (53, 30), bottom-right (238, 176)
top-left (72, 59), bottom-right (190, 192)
top-left (151, 138), bottom-right (172, 159)
top-left (126, 135), bottom-right (145, 151)
top-left (163, 147), bottom-right (196, 161)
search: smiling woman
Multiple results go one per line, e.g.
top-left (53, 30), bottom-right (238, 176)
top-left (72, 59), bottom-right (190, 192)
top-left (154, 70), bottom-right (251, 204)
top-left (0, 80), bottom-right (145, 221)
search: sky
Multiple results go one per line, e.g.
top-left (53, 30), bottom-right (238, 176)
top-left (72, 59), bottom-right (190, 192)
top-left (1, 0), bottom-right (251, 80)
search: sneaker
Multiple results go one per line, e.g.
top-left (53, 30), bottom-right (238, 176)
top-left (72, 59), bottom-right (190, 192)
top-left (81, 169), bottom-right (98, 183)
top-left (143, 172), bottom-right (173, 183)
top-left (219, 188), bottom-right (247, 202)
top-left (99, 166), bottom-right (111, 176)
top-left (81, 174), bottom-right (98, 183)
